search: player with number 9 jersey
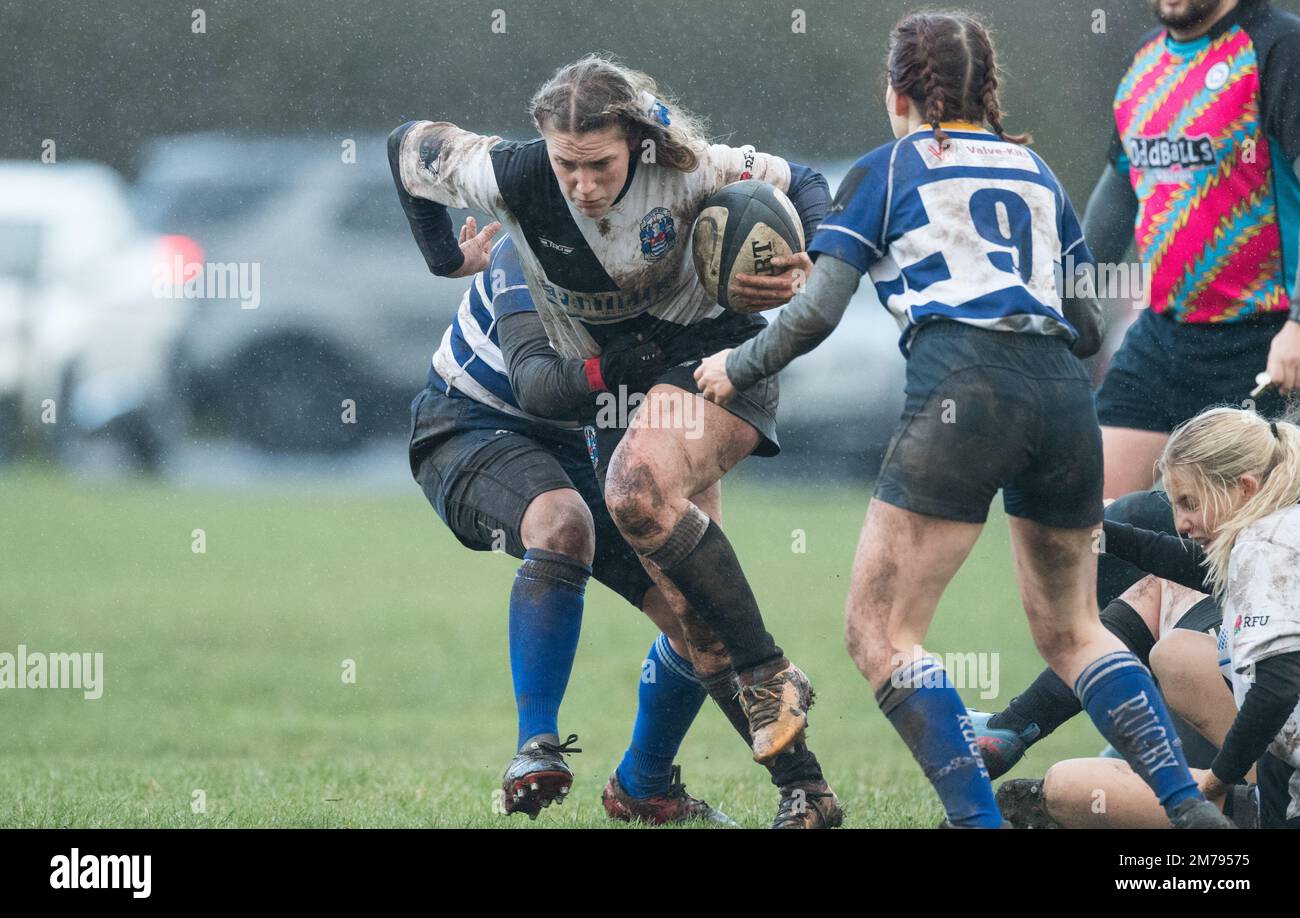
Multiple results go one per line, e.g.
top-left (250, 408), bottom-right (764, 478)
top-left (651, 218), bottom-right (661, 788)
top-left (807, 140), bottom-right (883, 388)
top-left (700, 8), bottom-right (1226, 831)
top-left (814, 122), bottom-right (1091, 358)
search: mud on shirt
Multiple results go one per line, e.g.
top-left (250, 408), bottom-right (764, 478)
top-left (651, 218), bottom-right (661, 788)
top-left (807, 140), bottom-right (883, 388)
top-left (393, 121), bottom-right (791, 359)
top-left (809, 124), bottom-right (1089, 356)
top-left (1217, 501), bottom-right (1300, 783)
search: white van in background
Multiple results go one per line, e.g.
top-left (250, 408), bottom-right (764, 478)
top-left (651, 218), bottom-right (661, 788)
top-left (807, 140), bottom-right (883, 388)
top-left (0, 161), bottom-right (196, 470)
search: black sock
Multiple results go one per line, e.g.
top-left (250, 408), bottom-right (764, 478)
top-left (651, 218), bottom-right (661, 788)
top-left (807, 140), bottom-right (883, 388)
top-left (989, 598), bottom-right (1159, 738)
top-left (647, 509), bottom-right (782, 673)
top-left (700, 670), bottom-right (823, 787)
top-left (988, 670), bottom-right (1080, 738)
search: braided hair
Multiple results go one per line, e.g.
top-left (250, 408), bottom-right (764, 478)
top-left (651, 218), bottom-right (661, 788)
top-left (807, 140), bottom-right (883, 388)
top-left (887, 10), bottom-right (1031, 149)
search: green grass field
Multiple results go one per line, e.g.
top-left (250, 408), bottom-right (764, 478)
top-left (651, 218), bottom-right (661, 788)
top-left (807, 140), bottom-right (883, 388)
top-left (0, 467), bottom-right (1106, 828)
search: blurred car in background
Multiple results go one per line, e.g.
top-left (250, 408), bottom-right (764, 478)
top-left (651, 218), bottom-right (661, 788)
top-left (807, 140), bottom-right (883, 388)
top-left (0, 161), bottom-right (192, 470)
top-left (2, 150), bottom-right (1110, 481)
top-left (132, 133), bottom-right (474, 453)
top-left (131, 136), bottom-right (910, 471)
top-left (765, 284), bottom-right (907, 480)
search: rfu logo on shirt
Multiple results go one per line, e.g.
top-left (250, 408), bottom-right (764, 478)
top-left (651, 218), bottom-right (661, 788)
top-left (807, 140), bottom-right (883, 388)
top-left (1234, 613), bottom-right (1271, 633)
top-left (639, 207), bottom-right (677, 260)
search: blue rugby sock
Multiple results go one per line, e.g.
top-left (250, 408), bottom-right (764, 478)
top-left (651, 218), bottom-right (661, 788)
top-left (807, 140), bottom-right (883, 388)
top-left (615, 634), bottom-right (708, 798)
top-left (877, 657), bottom-right (1002, 828)
top-left (1075, 651), bottom-right (1200, 814)
top-left (509, 549), bottom-right (589, 750)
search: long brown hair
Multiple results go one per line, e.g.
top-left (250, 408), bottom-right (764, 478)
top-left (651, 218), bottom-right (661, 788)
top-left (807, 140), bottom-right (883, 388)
top-left (886, 9), bottom-right (1031, 149)
top-left (529, 54), bottom-right (708, 172)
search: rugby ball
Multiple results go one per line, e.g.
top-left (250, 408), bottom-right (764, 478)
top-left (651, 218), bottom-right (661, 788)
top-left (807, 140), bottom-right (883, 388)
top-left (692, 180), bottom-right (805, 312)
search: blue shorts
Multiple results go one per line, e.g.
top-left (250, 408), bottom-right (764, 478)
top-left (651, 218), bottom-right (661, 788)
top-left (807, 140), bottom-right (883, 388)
top-left (875, 322), bottom-right (1104, 529)
top-left (1096, 310), bottom-right (1291, 432)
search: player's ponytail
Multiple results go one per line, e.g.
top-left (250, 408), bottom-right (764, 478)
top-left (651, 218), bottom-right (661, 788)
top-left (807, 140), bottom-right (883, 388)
top-left (887, 9), bottom-right (1030, 148)
top-left (969, 19), bottom-right (1032, 146)
top-left (1158, 407), bottom-right (1300, 598)
top-left (529, 54), bottom-right (708, 173)
top-left (914, 21), bottom-right (949, 148)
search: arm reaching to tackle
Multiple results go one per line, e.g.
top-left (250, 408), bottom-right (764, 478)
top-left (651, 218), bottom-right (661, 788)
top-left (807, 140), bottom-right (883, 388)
top-left (695, 254), bottom-right (861, 405)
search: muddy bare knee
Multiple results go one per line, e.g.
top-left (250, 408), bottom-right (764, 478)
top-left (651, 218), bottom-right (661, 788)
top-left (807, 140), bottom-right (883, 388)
top-left (521, 490), bottom-right (595, 564)
top-left (606, 459), bottom-right (671, 547)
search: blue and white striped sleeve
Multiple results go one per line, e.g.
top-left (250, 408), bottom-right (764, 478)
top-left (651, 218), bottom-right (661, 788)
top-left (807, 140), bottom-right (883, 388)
top-left (485, 236), bottom-right (533, 318)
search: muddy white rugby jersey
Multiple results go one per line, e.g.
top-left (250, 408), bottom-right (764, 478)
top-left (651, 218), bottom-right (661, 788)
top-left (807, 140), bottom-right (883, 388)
top-left (1217, 501), bottom-right (1300, 789)
top-left (393, 121), bottom-right (791, 359)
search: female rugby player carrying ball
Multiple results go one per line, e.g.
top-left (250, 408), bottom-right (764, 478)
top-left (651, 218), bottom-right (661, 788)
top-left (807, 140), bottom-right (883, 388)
top-left (389, 55), bottom-right (831, 770)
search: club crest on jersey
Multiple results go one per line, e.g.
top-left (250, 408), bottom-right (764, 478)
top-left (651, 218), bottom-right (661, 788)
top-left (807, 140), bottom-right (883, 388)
top-left (639, 207), bottom-right (677, 260)
top-left (1205, 61), bottom-right (1231, 91)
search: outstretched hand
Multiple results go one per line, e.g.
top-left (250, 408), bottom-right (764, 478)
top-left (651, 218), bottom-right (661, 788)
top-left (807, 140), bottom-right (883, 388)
top-left (449, 216), bottom-right (502, 278)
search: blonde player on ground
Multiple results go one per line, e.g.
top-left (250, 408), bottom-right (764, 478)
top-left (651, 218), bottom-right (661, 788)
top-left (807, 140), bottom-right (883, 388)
top-left (1002, 407), bottom-right (1300, 829)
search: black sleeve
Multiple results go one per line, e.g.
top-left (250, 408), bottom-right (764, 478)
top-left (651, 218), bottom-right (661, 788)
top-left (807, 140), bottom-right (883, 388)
top-left (497, 310), bottom-right (594, 420)
top-left (1211, 650), bottom-right (1300, 785)
top-left (786, 162), bottom-right (832, 247)
top-left (387, 122), bottom-right (465, 277)
top-left (1061, 290), bottom-right (1104, 358)
top-left (1102, 520), bottom-right (1211, 592)
top-left (1255, 6), bottom-right (1300, 167)
top-left (1081, 163), bottom-right (1138, 269)
top-left (1247, 4), bottom-right (1300, 314)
